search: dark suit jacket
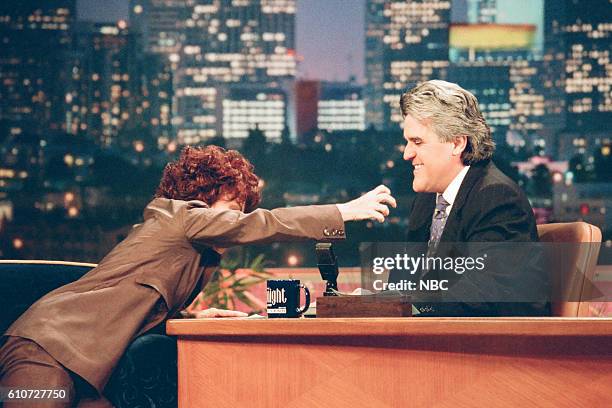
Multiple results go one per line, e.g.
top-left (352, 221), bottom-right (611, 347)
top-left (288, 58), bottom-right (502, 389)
top-left (404, 159), bottom-right (549, 316)
top-left (6, 198), bottom-right (345, 393)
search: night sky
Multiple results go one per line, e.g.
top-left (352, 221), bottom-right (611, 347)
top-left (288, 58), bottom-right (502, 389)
top-left (77, 0), bottom-right (366, 83)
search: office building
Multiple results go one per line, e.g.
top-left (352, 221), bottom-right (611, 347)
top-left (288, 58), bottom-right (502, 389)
top-left (448, 62), bottom-right (512, 141)
top-left (447, 0), bottom-right (553, 150)
top-left (294, 80), bottom-right (365, 141)
top-left (317, 81), bottom-right (365, 133)
top-left (130, 0), bottom-right (297, 144)
top-left (365, 0), bottom-right (451, 130)
top-left (140, 54), bottom-right (174, 149)
top-left (221, 86), bottom-right (286, 141)
top-left (63, 21), bottom-right (173, 150)
top-left (562, 0), bottom-right (611, 132)
top-left (66, 22), bottom-right (142, 148)
top-left (549, 0), bottom-right (611, 159)
top-left (0, 0), bottom-right (75, 136)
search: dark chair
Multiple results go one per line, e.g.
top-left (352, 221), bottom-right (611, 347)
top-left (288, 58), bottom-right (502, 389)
top-left (0, 260), bottom-right (178, 408)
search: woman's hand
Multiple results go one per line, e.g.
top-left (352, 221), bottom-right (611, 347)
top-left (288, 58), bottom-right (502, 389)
top-left (194, 308), bottom-right (248, 318)
top-left (336, 185), bottom-right (397, 223)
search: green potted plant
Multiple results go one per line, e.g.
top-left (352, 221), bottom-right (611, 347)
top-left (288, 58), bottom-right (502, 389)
top-left (186, 250), bottom-right (272, 315)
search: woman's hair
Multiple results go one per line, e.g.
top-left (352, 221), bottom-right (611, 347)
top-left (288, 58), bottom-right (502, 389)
top-left (155, 145), bottom-right (261, 212)
top-left (399, 80), bottom-right (495, 165)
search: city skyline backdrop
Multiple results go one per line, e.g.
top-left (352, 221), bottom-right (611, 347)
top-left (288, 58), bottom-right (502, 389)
top-left (1, 0), bottom-right (610, 263)
top-left (78, 0), bottom-right (368, 83)
top-left (78, 0), bottom-right (545, 84)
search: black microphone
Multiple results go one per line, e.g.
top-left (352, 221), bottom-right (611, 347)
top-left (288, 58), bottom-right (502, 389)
top-left (316, 243), bottom-right (339, 296)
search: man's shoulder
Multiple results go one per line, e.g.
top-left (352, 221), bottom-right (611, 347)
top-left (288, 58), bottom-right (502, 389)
top-left (458, 160), bottom-right (538, 241)
top-left (464, 160), bottom-right (525, 204)
top-left (479, 161), bottom-right (520, 189)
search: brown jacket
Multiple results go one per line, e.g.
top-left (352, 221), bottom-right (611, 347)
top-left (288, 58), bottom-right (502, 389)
top-left (6, 198), bottom-right (345, 392)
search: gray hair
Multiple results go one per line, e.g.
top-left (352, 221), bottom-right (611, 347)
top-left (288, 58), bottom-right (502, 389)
top-left (399, 80), bottom-right (494, 165)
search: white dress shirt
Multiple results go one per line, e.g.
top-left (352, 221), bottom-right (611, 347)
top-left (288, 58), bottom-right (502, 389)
top-left (437, 165), bottom-right (470, 217)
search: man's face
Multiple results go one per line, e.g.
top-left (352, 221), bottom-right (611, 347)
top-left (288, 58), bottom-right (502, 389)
top-left (402, 114), bottom-right (464, 193)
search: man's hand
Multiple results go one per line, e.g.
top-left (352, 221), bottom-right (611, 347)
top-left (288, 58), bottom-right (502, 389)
top-left (194, 308), bottom-right (248, 318)
top-left (336, 185), bottom-right (397, 223)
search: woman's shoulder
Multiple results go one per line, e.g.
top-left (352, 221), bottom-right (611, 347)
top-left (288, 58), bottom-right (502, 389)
top-left (143, 198), bottom-right (210, 220)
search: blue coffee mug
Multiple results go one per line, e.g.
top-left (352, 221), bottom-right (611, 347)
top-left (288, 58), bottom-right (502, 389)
top-left (266, 279), bottom-right (310, 318)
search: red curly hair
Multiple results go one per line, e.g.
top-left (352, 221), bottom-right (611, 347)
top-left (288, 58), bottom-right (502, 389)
top-left (155, 145), bottom-right (261, 212)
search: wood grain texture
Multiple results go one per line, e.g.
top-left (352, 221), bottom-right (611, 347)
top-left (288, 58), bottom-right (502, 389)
top-left (167, 317), bottom-right (612, 337)
top-left (316, 296), bottom-right (412, 318)
top-left (170, 318), bottom-right (612, 408)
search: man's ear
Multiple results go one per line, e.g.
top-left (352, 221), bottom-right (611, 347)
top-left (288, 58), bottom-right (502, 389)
top-left (452, 135), bottom-right (467, 156)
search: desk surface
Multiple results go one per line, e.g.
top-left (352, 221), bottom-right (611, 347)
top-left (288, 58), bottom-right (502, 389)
top-left (167, 317), bottom-right (612, 337)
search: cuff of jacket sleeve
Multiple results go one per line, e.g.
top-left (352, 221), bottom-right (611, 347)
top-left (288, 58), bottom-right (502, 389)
top-left (320, 204), bottom-right (346, 240)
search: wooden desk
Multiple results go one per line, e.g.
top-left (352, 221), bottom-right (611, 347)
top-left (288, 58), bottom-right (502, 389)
top-left (167, 318), bottom-right (612, 407)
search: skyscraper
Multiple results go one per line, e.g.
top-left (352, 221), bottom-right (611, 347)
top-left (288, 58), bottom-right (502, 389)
top-left (539, 0), bottom-right (567, 152)
top-left (130, 0), bottom-right (297, 144)
top-left (67, 22), bottom-right (143, 147)
top-left (365, 0), bottom-right (451, 130)
top-left (561, 0), bottom-right (611, 133)
top-left (0, 0), bottom-right (76, 136)
top-left (448, 62), bottom-right (512, 141)
top-left (221, 86), bottom-right (287, 141)
top-left (65, 22), bottom-right (173, 151)
top-left (447, 1), bottom-right (550, 151)
top-left (318, 81), bottom-right (365, 133)
top-left (550, 0), bottom-right (611, 159)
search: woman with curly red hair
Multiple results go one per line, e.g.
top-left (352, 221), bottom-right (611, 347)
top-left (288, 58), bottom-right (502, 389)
top-left (1, 145), bottom-right (396, 407)
top-left (155, 145), bottom-right (261, 213)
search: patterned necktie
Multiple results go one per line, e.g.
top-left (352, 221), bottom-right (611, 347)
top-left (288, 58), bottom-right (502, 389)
top-left (427, 194), bottom-right (450, 256)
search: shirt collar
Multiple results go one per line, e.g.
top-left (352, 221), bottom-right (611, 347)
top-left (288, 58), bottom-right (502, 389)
top-left (437, 165), bottom-right (470, 213)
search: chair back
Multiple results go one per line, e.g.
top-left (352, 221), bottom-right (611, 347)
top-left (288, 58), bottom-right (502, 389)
top-left (537, 222), bottom-right (602, 317)
top-left (0, 260), bottom-right (96, 333)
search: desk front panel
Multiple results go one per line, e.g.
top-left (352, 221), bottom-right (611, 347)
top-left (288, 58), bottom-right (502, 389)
top-left (168, 318), bottom-right (612, 408)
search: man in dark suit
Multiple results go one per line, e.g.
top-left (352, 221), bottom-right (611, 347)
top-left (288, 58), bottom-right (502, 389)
top-left (396, 80), bottom-right (549, 316)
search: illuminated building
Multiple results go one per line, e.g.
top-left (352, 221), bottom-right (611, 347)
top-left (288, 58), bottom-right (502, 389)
top-left (0, 133), bottom-right (39, 197)
top-left (552, 0), bottom-right (611, 159)
top-left (130, 0), bottom-right (297, 144)
top-left (448, 62), bottom-right (512, 140)
top-left (561, 0), bottom-right (611, 132)
top-left (448, 23), bottom-right (546, 147)
top-left (140, 54), bottom-right (174, 149)
top-left (540, 0), bottom-right (566, 145)
top-left (0, 0), bottom-right (75, 135)
top-left (317, 82), bottom-right (365, 133)
top-left (221, 86), bottom-right (286, 141)
top-left (365, 0), bottom-right (451, 129)
top-left (66, 22), bottom-right (142, 147)
top-left (64, 22), bottom-right (173, 150)
top-left (0, 1), bottom-right (76, 212)
top-left (295, 80), bottom-right (365, 141)
top-left (129, 0), bottom-right (186, 56)
top-left (446, 0), bottom-right (554, 152)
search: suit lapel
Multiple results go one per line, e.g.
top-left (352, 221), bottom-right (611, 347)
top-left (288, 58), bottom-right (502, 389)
top-left (406, 193), bottom-right (436, 242)
top-left (439, 160), bottom-right (490, 243)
